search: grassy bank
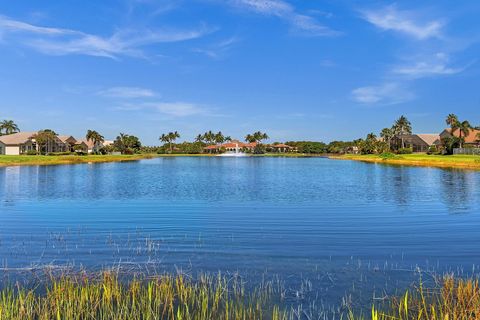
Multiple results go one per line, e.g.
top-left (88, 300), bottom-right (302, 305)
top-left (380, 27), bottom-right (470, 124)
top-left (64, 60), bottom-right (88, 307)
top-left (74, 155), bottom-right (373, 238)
top-left (1, 272), bottom-right (478, 320)
top-left (0, 154), bottom-right (157, 167)
top-left (355, 275), bottom-right (480, 320)
top-left (332, 154), bottom-right (480, 170)
top-left (0, 272), bottom-right (286, 320)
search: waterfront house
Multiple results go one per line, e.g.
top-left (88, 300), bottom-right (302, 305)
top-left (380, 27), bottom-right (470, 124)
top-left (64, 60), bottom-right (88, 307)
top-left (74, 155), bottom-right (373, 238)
top-left (395, 134), bottom-right (441, 152)
top-left (0, 132), bottom-right (38, 155)
top-left (439, 128), bottom-right (480, 147)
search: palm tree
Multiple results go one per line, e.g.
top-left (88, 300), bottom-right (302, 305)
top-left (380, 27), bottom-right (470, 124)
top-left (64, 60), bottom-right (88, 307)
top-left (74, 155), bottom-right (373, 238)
top-left (86, 130), bottom-right (105, 153)
top-left (445, 114), bottom-right (459, 134)
top-left (380, 128), bottom-right (394, 150)
top-left (214, 131), bottom-right (225, 144)
top-left (160, 131), bottom-right (180, 153)
top-left (245, 131), bottom-right (269, 144)
top-left (224, 136), bottom-right (232, 142)
top-left (0, 120), bottom-right (20, 135)
top-left (195, 134), bottom-right (204, 143)
top-left (393, 116), bottom-right (412, 148)
top-left (457, 120), bottom-right (472, 148)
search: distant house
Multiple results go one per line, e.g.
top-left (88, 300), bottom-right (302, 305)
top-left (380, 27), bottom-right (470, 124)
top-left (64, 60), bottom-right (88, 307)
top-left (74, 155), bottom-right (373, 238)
top-left (0, 132), bottom-right (38, 155)
top-left (78, 139), bottom-right (104, 154)
top-left (439, 128), bottom-right (480, 147)
top-left (395, 134), bottom-right (441, 152)
top-left (204, 140), bottom-right (258, 153)
top-left (204, 140), bottom-right (296, 153)
top-left (268, 143), bottom-right (294, 153)
top-left (0, 132), bottom-right (102, 155)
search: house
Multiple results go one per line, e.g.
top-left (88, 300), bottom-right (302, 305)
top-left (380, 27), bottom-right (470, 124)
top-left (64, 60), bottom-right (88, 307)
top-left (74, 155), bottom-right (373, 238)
top-left (439, 128), bottom-right (480, 147)
top-left (395, 134), bottom-right (441, 152)
top-left (78, 139), bottom-right (104, 154)
top-left (0, 132), bottom-right (38, 155)
top-left (204, 140), bottom-right (296, 153)
top-left (0, 132), bottom-right (96, 155)
top-left (204, 140), bottom-right (257, 153)
top-left (268, 143), bottom-right (294, 153)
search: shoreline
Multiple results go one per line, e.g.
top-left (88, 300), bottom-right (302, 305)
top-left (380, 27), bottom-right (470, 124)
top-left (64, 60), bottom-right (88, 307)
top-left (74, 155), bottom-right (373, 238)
top-left (0, 153), bottom-right (328, 167)
top-left (0, 154), bottom-right (159, 167)
top-left (330, 154), bottom-right (480, 170)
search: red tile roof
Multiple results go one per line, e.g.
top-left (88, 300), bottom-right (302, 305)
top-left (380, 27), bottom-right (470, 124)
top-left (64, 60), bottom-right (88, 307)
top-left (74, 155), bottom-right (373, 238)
top-left (444, 128), bottom-right (480, 143)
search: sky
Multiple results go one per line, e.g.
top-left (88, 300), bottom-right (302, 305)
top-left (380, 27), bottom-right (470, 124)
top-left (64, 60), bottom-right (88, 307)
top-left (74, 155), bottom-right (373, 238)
top-left (0, 0), bottom-right (479, 145)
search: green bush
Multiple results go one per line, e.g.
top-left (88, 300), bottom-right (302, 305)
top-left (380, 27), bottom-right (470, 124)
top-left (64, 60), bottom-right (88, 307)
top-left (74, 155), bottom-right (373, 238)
top-left (47, 152), bottom-right (75, 156)
top-left (397, 147), bottom-right (413, 154)
top-left (379, 152), bottom-right (398, 159)
top-left (25, 150), bottom-right (38, 155)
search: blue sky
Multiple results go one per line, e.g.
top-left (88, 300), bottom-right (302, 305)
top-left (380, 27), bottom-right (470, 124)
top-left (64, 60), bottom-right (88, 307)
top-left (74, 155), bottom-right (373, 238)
top-left (0, 1), bottom-right (479, 144)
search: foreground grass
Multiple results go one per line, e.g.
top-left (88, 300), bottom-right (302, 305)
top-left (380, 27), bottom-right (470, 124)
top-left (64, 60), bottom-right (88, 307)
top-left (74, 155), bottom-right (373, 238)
top-left (353, 275), bottom-right (480, 320)
top-left (0, 154), bottom-right (157, 167)
top-left (332, 153), bottom-right (480, 170)
top-left (0, 272), bottom-right (286, 320)
top-left (1, 272), bottom-right (479, 320)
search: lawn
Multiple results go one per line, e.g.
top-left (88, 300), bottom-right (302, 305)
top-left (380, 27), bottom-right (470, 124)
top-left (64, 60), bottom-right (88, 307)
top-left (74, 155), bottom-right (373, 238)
top-left (333, 153), bottom-right (480, 170)
top-left (0, 154), bottom-right (157, 167)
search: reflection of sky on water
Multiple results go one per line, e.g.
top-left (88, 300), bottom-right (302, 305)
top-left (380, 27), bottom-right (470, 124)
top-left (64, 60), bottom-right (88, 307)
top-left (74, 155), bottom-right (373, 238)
top-left (1, 158), bottom-right (480, 308)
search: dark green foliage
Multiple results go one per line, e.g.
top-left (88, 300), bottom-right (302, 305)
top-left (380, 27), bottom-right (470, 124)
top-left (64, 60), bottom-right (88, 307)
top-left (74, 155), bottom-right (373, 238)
top-left (397, 147), bottom-right (413, 154)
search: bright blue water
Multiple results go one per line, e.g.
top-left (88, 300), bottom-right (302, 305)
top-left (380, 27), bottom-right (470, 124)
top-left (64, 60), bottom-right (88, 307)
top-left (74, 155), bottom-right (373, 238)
top-left (1, 157), bottom-right (480, 308)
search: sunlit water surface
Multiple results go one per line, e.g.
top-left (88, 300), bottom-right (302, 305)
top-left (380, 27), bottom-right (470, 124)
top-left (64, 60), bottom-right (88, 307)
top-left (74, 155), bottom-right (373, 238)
top-left (1, 157), bottom-right (480, 310)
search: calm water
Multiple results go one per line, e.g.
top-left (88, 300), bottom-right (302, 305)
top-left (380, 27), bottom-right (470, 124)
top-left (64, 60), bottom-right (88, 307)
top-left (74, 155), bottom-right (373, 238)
top-left (1, 157), bottom-right (480, 308)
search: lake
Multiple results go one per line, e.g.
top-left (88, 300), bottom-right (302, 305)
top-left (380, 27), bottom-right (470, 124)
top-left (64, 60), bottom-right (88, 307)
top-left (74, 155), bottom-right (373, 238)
top-left (1, 157), bottom-right (480, 310)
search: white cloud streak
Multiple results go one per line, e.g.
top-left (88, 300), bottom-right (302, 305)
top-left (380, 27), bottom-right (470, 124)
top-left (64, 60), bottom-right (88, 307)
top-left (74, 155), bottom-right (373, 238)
top-left (230, 0), bottom-right (339, 36)
top-left (361, 5), bottom-right (443, 40)
top-left (352, 82), bottom-right (414, 105)
top-left (98, 87), bottom-right (156, 98)
top-left (0, 15), bottom-right (212, 59)
top-left (392, 53), bottom-right (466, 78)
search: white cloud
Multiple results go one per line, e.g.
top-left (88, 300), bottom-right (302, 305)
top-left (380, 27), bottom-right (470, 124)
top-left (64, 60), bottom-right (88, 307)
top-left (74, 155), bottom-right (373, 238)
top-left (193, 36), bottom-right (240, 59)
top-left (230, 0), bottom-right (339, 36)
top-left (393, 53), bottom-right (465, 78)
top-left (98, 87), bottom-right (156, 98)
top-left (0, 15), bottom-right (212, 59)
top-left (150, 102), bottom-right (206, 117)
top-left (352, 82), bottom-right (414, 105)
top-left (361, 5), bottom-right (443, 40)
top-left (116, 101), bottom-right (208, 117)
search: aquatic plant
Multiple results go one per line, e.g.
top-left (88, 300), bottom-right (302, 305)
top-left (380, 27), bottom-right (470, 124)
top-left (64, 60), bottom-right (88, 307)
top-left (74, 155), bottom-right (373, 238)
top-left (0, 271), bottom-right (288, 320)
top-left (352, 275), bottom-right (480, 320)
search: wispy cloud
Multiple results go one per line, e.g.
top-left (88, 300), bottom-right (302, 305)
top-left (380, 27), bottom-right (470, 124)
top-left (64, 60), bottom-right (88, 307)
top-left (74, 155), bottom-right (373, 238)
top-left (98, 87), bottom-right (157, 98)
top-left (352, 82), bottom-right (414, 105)
top-left (230, 0), bottom-right (339, 36)
top-left (0, 15), bottom-right (212, 59)
top-left (193, 36), bottom-right (240, 59)
top-left (117, 101), bottom-right (208, 117)
top-left (392, 53), bottom-right (467, 78)
top-left (361, 5), bottom-right (443, 40)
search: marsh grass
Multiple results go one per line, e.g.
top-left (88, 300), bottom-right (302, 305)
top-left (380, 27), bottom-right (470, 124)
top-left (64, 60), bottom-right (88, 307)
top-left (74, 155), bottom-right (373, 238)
top-left (352, 275), bottom-right (480, 320)
top-left (0, 271), bottom-right (289, 320)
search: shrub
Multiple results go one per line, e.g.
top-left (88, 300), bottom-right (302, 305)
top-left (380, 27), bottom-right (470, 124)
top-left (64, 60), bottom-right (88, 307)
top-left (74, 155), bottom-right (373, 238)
top-left (397, 147), bottom-right (413, 154)
top-left (25, 150), bottom-right (38, 155)
top-left (379, 152), bottom-right (398, 160)
top-left (47, 152), bottom-right (75, 156)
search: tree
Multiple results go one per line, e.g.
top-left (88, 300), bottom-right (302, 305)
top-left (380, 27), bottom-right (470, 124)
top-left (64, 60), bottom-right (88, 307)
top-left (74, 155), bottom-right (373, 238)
top-left (33, 129), bottom-right (58, 154)
top-left (392, 116), bottom-right (412, 148)
top-left (114, 133), bottom-right (142, 154)
top-left (195, 134), bottom-right (204, 143)
top-left (457, 120), bottom-right (472, 148)
top-left (86, 130), bottom-right (105, 154)
top-left (380, 128), bottom-right (394, 150)
top-left (446, 114), bottom-right (459, 134)
top-left (245, 131), bottom-right (269, 144)
top-left (159, 131), bottom-right (180, 153)
top-left (0, 120), bottom-right (20, 135)
top-left (214, 131), bottom-right (225, 144)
